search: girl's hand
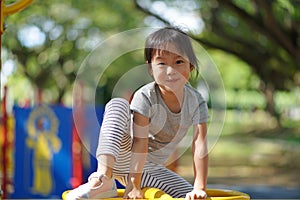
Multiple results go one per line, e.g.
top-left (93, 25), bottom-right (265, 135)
top-left (123, 177), bottom-right (144, 199)
top-left (185, 189), bottom-right (207, 200)
top-left (124, 187), bottom-right (144, 199)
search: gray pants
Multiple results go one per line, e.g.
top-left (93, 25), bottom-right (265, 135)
top-left (96, 98), bottom-right (193, 198)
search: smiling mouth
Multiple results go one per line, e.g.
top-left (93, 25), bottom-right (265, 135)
top-left (166, 79), bottom-right (179, 83)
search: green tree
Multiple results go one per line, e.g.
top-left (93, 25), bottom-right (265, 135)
top-left (2, 0), bottom-right (146, 104)
top-left (135, 0), bottom-right (300, 125)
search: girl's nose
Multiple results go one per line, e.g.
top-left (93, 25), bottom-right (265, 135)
top-left (166, 66), bottom-right (176, 75)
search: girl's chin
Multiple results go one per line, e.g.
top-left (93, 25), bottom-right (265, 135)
top-left (158, 84), bottom-right (184, 93)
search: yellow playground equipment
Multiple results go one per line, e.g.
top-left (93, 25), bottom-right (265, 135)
top-left (0, 0), bottom-right (33, 34)
top-left (62, 187), bottom-right (250, 200)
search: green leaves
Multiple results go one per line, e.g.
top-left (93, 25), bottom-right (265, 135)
top-left (2, 0), bottom-right (146, 104)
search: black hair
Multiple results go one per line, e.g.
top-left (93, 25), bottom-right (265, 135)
top-left (145, 27), bottom-right (199, 77)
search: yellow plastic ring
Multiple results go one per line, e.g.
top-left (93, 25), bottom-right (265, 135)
top-left (62, 188), bottom-right (250, 200)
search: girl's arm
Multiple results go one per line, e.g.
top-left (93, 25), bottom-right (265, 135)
top-left (186, 123), bottom-right (208, 199)
top-left (124, 112), bottom-right (149, 199)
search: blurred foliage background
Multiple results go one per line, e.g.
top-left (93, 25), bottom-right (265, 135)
top-left (1, 0), bottom-right (299, 125)
top-left (1, 0), bottom-right (300, 193)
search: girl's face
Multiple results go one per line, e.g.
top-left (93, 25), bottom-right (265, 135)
top-left (149, 44), bottom-right (193, 93)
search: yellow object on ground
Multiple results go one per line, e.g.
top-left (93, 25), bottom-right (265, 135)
top-left (62, 187), bottom-right (250, 200)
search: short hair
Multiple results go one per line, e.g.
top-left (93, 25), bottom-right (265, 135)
top-left (145, 27), bottom-right (199, 76)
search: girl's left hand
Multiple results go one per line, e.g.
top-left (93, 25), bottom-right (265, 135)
top-left (185, 189), bottom-right (207, 200)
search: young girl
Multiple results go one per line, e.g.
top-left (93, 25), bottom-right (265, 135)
top-left (66, 27), bottom-right (209, 200)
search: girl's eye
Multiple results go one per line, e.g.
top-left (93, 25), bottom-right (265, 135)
top-left (176, 60), bottom-right (184, 64)
top-left (158, 62), bottom-right (166, 66)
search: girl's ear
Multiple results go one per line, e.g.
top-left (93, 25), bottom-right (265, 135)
top-left (146, 61), bottom-right (153, 76)
top-left (190, 64), bottom-right (194, 72)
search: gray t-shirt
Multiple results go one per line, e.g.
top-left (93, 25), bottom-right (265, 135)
top-left (130, 82), bottom-right (209, 165)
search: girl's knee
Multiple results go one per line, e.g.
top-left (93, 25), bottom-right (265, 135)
top-left (105, 98), bottom-right (130, 116)
top-left (108, 98), bottom-right (130, 106)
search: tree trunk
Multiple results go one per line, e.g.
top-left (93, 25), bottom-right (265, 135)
top-left (259, 82), bottom-right (282, 128)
